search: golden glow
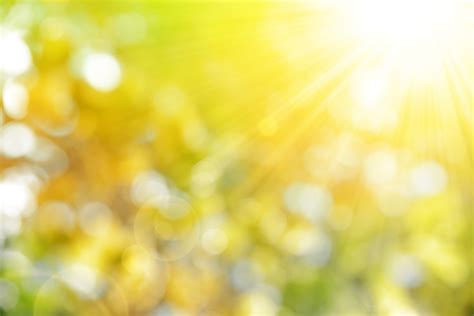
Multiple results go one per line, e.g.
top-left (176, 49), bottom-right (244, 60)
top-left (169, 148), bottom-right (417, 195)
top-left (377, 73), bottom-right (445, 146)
top-left (0, 1), bottom-right (472, 315)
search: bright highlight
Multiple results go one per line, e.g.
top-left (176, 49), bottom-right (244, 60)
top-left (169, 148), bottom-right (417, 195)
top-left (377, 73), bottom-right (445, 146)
top-left (351, 0), bottom-right (459, 50)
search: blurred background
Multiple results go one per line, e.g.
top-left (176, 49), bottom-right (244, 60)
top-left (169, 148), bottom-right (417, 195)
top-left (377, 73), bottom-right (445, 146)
top-left (0, 0), bottom-right (472, 315)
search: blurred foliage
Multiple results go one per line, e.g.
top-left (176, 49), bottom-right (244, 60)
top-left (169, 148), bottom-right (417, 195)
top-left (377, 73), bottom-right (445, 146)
top-left (0, 1), bottom-right (473, 316)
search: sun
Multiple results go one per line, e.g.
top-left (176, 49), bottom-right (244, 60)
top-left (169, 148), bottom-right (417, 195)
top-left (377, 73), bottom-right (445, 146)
top-left (297, 0), bottom-right (471, 81)
top-left (329, 0), bottom-right (474, 84)
top-left (349, 0), bottom-right (461, 49)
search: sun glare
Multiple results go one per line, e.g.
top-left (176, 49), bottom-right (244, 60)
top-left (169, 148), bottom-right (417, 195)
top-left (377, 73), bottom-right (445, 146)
top-left (350, 0), bottom-right (460, 50)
